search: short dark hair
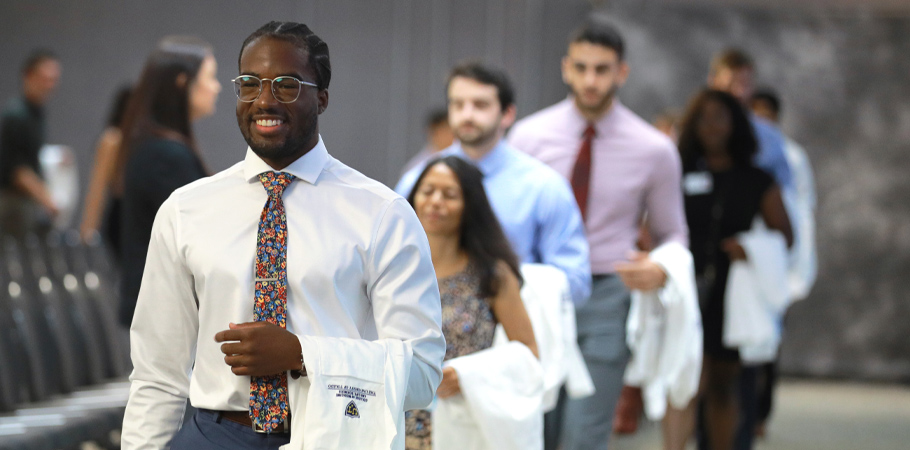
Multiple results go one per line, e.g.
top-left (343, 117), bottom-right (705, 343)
top-left (426, 107), bottom-right (449, 129)
top-left (710, 48), bottom-right (754, 75)
top-left (751, 89), bottom-right (781, 117)
top-left (239, 21), bottom-right (331, 90)
top-left (407, 156), bottom-right (523, 299)
top-left (447, 62), bottom-right (515, 111)
top-left (677, 89), bottom-right (758, 170)
top-left (569, 21), bottom-right (625, 60)
top-left (21, 49), bottom-right (58, 75)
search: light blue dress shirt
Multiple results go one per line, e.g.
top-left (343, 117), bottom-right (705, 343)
top-left (396, 140), bottom-right (592, 305)
top-left (751, 116), bottom-right (793, 191)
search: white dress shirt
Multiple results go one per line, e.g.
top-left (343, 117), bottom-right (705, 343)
top-left (121, 137), bottom-right (445, 449)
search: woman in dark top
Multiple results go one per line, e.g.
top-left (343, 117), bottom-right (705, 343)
top-left (404, 156), bottom-right (538, 450)
top-left (117, 36), bottom-right (222, 326)
top-left (673, 89), bottom-right (792, 450)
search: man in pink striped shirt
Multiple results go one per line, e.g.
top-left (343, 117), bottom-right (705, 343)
top-left (509, 21), bottom-right (689, 450)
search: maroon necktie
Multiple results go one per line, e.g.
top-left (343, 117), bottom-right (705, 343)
top-left (571, 124), bottom-right (596, 222)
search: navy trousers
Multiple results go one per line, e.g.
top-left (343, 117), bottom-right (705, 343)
top-left (169, 409), bottom-right (291, 450)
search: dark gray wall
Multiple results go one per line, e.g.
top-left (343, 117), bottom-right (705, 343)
top-left (0, 0), bottom-right (588, 187)
top-left (2, 1), bottom-right (908, 381)
top-left (596, 1), bottom-right (910, 382)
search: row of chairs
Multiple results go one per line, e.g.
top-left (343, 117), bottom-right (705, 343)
top-left (0, 230), bottom-right (130, 450)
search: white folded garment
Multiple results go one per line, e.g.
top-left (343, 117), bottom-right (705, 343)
top-left (624, 242), bottom-right (702, 420)
top-left (723, 224), bottom-right (790, 364)
top-left (283, 337), bottom-right (412, 450)
top-left (433, 342), bottom-right (544, 450)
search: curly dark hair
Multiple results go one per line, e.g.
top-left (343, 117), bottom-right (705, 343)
top-left (677, 88), bottom-right (757, 170)
top-left (240, 21), bottom-right (331, 91)
top-left (407, 156), bottom-right (522, 299)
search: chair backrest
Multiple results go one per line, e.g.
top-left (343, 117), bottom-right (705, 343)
top-left (4, 235), bottom-right (85, 393)
top-left (64, 230), bottom-right (131, 377)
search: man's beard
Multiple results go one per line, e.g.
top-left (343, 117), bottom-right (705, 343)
top-left (454, 121), bottom-right (497, 147)
top-left (573, 84), bottom-right (618, 116)
top-left (240, 119), bottom-right (317, 162)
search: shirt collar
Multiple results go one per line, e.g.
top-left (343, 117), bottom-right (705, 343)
top-left (564, 96), bottom-right (623, 137)
top-left (242, 135), bottom-right (329, 185)
top-left (449, 139), bottom-right (510, 176)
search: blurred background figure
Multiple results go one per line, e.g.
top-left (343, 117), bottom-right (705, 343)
top-left (0, 49), bottom-right (62, 236)
top-left (673, 89), bottom-right (792, 450)
top-left (750, 88), bottom-right (818, 439)
top-left (706, 49), bottom-right (792, 194)
top-left (404, 155), bottom-right (538, 450)
top-left (653, 108), bottom-right (681, 144)
top-left (402, 107), bottom-right (454, 175)
top-left (116, 36), bottom-right (221, 327)
top-left (79, 85), bottom-right (132, 252)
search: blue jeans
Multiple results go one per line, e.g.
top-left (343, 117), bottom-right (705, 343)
top-left (169, 409), bottom-right (291, 450)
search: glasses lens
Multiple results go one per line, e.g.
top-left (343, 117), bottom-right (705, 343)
top-left (234, 76), bottom-right (262, 102)
top-left (272, 77), bottom-right (301, 103)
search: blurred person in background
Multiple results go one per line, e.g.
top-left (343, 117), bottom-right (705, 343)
top-left (116, 36), bottom-right (221, 327)
top-left (396, 62), bottom-right (591, 308)
top-left (404, 155), bottom-right (538, 450)
top-left (0, 49), bottom-right (62, 236)
top-left (508, 21), bottom-right (689, 450)
top-left (401, 107), bottom-right (454, 174)
top-left (79, 85), bottom-right (132, 251)
top-left (707, 49), bottom-right (792, 194)
top-left (673, 89), bottom-right (791, 450)
top-left (750, 88), bottom-right (817, 439)
top-left (653, 108), bottom-right (681, 144)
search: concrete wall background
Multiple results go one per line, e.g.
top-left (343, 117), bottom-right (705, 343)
top-left (1, 1), bottom-right (907, 381)
top-left (597, 1), bottom-right (910, 381)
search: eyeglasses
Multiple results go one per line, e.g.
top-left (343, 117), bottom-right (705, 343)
top-left (231, 75), bottom-right (318, 103)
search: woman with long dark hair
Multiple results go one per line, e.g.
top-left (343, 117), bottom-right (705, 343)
top-left (404, 156), bottom-right (538, 450)
top-left (79, 85), bottom-right (131, 250)
top-left (668, 89), bottom-right (792, 450)
top-left (118, 36), bottom-right (221, 326)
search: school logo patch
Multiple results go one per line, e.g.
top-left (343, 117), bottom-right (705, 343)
top-left (345, 400), bottom-right (360, 418)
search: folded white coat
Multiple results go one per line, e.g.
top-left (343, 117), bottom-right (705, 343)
top-left (722, 222), bottom-right (790, 364)
top-left (494, 264), bottom-right (593, 412)
top-left (283, 336), bottom-right (413, 450)
top-left (624, 242), bottom-right (703, 420)
top-left (432, 341), bottom-right (544, 450)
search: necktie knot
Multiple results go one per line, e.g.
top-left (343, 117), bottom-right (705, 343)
top-left (259, 171), bottom-right (296, 198)
top-left (583, 124), bottom-right (596, 140)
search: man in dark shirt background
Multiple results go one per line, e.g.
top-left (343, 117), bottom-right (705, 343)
top-left (0, 49), bottom-right (61, 235)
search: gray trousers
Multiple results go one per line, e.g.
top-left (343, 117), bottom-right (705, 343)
top-left (561, 274), bottom-right (631, 450)
top-left (169, 409), bottom-right (291, 450)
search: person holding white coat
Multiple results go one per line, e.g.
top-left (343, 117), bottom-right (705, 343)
top-left (405, 156), bottom-right (539, 450)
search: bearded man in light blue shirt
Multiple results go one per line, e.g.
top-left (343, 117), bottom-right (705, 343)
top-left (396, 62), bottom-right (591, 306)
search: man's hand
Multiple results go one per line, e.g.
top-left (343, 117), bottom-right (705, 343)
top-left (436, 366), bottom-right (461, 399)
top-left (614, 250), bottom-right (667, 292)
top-left (720, 238), bottom-right (747, 261)
top-left (214, 322), bottom-right (302, 377)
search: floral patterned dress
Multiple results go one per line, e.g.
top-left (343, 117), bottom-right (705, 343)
top-left (405, 263), bottom-right (497, 450)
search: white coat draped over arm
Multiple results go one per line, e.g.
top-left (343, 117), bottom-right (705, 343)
top-left (624, 242), bottom-right (702, 420)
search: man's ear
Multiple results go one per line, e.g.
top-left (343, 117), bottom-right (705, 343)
top-left (175, 72), bottom-right (188, 89)
top-left (501, 104), bottom-right (518, 129)
top-left (317, 89), bottom-right (329, 115)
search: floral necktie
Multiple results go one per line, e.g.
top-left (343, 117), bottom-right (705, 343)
top-left (250, 171), bottom-right (296, 432)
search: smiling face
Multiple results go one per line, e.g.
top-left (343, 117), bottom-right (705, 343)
top-left (413, 163), bottom-right (465, 238)
top-left (236, 36), bottom-right (328, 169)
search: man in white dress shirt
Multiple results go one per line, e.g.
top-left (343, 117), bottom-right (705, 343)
top-left (121, 21), bottom-right (445, 450)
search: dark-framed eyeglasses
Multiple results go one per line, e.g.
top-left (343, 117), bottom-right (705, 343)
top-left (231, 75), bottom-right (318, 103)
